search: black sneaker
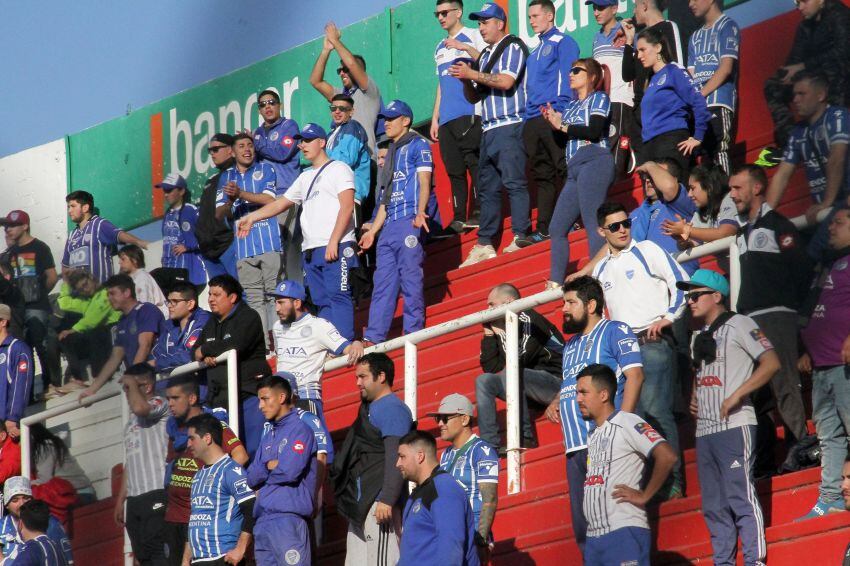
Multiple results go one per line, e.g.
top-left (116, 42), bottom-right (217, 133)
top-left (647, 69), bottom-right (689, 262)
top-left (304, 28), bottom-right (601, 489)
top-left (516, 231), bottom-right (550, 248)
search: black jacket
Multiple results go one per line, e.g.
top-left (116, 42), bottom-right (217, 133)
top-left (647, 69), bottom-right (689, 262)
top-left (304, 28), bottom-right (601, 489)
top-left (193, 301), bottom-right (270, 405)
top-left (480, 309), bottom-right (564, 376)
top-left (786, 0), bottom-right (850, 102)
top-left (195, 162), bottom-right (235, 260)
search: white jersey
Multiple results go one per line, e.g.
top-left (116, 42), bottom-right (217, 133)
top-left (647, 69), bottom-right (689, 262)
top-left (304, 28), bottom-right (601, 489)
top-left (693, 314), bottom-right (772, 437)
top-left (283, 160), bottom-right (356, 251)
top-left (130, 269), bottom-right (168, 318)
top-left (584, 411), bottom-right (666, 537)
top-left (272, 313), bottom-right (348, 400)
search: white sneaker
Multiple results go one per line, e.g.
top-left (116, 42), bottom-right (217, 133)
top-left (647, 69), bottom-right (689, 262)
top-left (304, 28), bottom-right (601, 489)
top-left (502, 236), bottom-right (522, 253)
top-left (460, 244), bottom-right (497, 267)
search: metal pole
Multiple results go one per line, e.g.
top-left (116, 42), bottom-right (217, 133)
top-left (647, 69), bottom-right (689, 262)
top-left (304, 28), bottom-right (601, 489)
top-left (404, 342), bottom-right (417, 420)
top-left (226, 349), bottom-right (240, 437)
top-left (20, 423), bottom-right (30, 478)
top-left (729, 240), bottom-right (741, 311)
top-left (121, 383), bottom-right (133, 566)
top-left (504, 310), bottom-right (521, 495)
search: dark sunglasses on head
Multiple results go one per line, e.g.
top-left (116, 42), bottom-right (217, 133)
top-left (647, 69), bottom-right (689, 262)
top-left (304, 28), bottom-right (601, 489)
top-left (604, 218), bottom-right (632, 232)
top-left (258, 99), bottom-right (279, 108)
top-left (208, 145), bottom-right (228, 154)
top-left (570, 67), bottom-right (588, 75)
top-left (686, 290), bottom-right (717, 303)
top-left (434, 9), bottom-right (456, 18)
top-left (329, 105), bottom-right (353, 112)
top-left (435, 414), bottom-right (462, 424)
top-left (337, 66), bottom-right (349, 75)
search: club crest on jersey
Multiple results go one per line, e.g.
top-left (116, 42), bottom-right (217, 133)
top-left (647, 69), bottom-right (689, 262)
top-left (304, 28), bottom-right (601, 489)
top-left (405, 235), bottom-right (419, 249)
top-left (252, 170), bottom-right (264, 181)
top-left (292, 440), bottom-right (306, 454)
top-left (412, 501), bottom-right (422, 514)
top-left (285, 550), bottom-right (301, 565)
top-left (182, 221), bottom-right (192, 232)
top-left (300, 326), bottom-right (313, 338)
top-left (625, 270), bottom-right (634, 280)
top-left (634, 422), bottom-right (662, 442)
top-left (343, 246), bottom-right (355, 258)
top-left (0, 354), bottom-right (6, 366)
top-left (656, 74), bottom-right (667, 87)
top-left (270, 132), bottom-right (280, 141)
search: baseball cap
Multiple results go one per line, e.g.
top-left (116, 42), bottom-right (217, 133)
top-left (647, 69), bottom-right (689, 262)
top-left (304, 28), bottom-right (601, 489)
top-left (469, 2), bottom-right (507, 21)
top-left (0, 305), bottom-right (11, 321)
top-left (585, 0), bottom-right (618, 7)
top-left (210, 133), bottom-right (235, 146)
top-left (267, 280), bottom-right (307, 301)
top-left (676, 269), bottom-right (730, 297)
top-left (3, 476), bottom-right (32, 506)
top-left (294, 123), bottom-right (327, 141)
top-left (0, 210), bottom-right (30, 227)
top-left (155, 173), bottom-right (187, 191)
top-left (427, 393), bottom-right (475, 417)
top-left (378, 100), bottom-right (413, 121)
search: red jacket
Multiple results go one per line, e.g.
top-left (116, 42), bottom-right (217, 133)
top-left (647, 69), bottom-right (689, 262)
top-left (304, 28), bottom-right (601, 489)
top-left (0, 435), bottom-right (21, 486)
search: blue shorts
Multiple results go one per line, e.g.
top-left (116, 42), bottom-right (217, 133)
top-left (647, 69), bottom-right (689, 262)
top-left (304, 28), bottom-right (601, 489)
top-left (254, 514), bottom-right (310, 566)
top-left (585, 526), bottom-right (651, 566)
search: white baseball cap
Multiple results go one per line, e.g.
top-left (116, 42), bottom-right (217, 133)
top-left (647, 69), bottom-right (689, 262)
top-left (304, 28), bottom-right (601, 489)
top-left (3, 476), bottom-right (32, 506)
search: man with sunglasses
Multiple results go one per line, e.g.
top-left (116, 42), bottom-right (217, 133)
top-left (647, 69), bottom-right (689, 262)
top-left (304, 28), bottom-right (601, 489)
top-left (432, 0), bottom-right (485, 233)
top-left (152, 282), bottom-right (211, 374)
top-left (592, 201), bottom-right (689, 498)
top-left (677, 269), bottom-right (776, 566)
top-left (310, 22), bottom-right (384, 153)
top-left (196, 133), bottom-right (238, 280)
top-left (326, 94), bottom-right (372, 226)
top-left (253, 89), bottom-right (301, 196)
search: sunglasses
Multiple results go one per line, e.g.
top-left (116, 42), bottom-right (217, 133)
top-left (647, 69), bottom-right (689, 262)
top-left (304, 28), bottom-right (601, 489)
top-left (434, 9), bottom-right (457, 18)
top-left (258, 99), bottom-right (279, 108)
top-left (329, 105), bottom-right (353, 112)
top-left (686, 290), bottom-right (717, 303)
top-left (570, 67), bottom-right (588, 75)
top-left (604, 218), bottom-right (632, 232)
top-left (208, 145), bottom-right (228, 154)
top-left (435, 414), bottom-right (462, 424)
top-left (166, 298), bottom-right (190, 306)
top-left (337, 66), bottom-right (349, 75)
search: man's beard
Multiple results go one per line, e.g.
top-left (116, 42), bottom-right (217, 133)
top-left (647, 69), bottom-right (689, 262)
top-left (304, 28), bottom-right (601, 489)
top-left (562, 311), bottom-right (587, 334)
top-left (279, 311), bottom-right (296, 324)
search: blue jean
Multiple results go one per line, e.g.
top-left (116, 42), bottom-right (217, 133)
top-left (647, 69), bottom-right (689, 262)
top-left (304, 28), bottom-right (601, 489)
top-left (638, 339), bottom-right (682, 486)
top-left (812, 365), bottom-right (850, 501)
top-left (474, 368), bottom-right (561, 446)
top-left (303, 242), bottom-right (357, 341)
top-left (477, 122), bottom-right (530, 245)
top-left (585, 526), bottom-right (650, 566)
top-left (549, 145), bottom-right (614, 282)
top-left (566, 448), bottom-right (588, 555)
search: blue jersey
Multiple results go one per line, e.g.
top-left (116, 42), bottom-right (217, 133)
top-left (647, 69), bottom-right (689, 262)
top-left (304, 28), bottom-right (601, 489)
top-left (189, 455), bottom-right (255, 561)
top-left (216, 162), bottom-right (282, 260)
top-left (0, 336), bottom-right (33, 423)
top-left (688, 14), bottom-right (740, 111)
top-left (478, 36), bottom-right (527, 132)
top-left (153, 308), bottom-right (211, 372)
top-left (11, 535), bottom-right (68, 566)
top-left (382, 137), bottom-right (433, 223)
top-left (253, 117), bottom-right (301, 193)
top-left (262, 407), bottom-right (334, 465)
top-left (435, 27), bottom-right (484, 125)
top-left (592, 22), bottom-right (633, 106)
top-left (630, 186), bottom-right (698, 274)
top-left (782, 105), bottom-right (850, 204)
top-left (114, 302), bottom-right (163, 366)
top-left (369, 394), bottom-right (414, 437)
top-left (161, 203), bottom-right (208, 286)
top-left (641, 63), bottom-right (712, 143)
top-left (61, 215), bottom-right (122, 283)
top-left (438, 435), bottom-right (499, 529)
top-left (561, 91), bottom-right (611, 162)
top-left (525, 26), bottom-right (579, 118)
top-left (559, 319), bottom-right (643, 452)
top-left (326, 119), bottom-right (372, 202)
top-left (0, 515), bottom-right (73, 565)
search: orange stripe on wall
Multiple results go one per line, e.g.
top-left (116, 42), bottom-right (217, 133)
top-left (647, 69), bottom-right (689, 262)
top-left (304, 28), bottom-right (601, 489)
top-left (150, 112), bottom-right (164, 217)
top-left (495, 0), bottom-right (510, 33)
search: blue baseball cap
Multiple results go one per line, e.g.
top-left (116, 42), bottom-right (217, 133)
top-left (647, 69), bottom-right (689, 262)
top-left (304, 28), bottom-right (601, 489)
top-left (275, 371), bottom-right (299, 394)
top-left (155, 173), bottom-right (187, 191)
top-left (585, 0), bottom-right (618, 7)
top-left (676, 269), bottom-right (730, 297)
top-left (293, 123), bottom-right (327, 141)
top-left (469, 2), bottom-right (507, 21)
top-left (378, 100), bottom-right (413, 121)
top-left (267, 279), bottom-right (307, 301)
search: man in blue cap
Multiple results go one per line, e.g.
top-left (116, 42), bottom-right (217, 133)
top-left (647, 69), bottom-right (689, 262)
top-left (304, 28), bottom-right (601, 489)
top-left (450, 2), bottom-right (531, 267)
top-left (359, 100), bottom-right (436, 344)
top-left (677, 269), bottom-right (777, 566)
top-left (237, 123), bottom-right (359, 340)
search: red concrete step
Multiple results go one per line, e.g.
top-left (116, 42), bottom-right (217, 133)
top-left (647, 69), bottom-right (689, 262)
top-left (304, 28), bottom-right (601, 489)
top-left (69, 497), bottom-right (125, 565)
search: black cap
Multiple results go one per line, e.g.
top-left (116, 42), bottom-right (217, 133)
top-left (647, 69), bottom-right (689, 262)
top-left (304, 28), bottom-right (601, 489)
top-left (210, 133), bottom-right (235, 146)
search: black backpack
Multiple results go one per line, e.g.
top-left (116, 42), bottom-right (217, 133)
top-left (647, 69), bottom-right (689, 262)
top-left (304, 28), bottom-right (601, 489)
top-left (195, 170), bottom-right (234, 260)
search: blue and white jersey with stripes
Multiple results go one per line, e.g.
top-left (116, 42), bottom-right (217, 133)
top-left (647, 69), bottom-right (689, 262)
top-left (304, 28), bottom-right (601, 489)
top-left (61, 215), bottom-right (122, 283)
top-left (189, 455), bottom-right (255, 562)
top-left (0, 335), bottom-right (33, 424)
top-left (687, 14), bottom-right (740, 111)
top-left (435, 27), bottom-right (485, 125)
top-left (0, 514), bottom-right (73, 565)
top-left (592, 239), bottom-right (689, 332)
top-left (383, 137), bottom-right (433, 223)
top-left (439, 434), bottom-right (499, 528)
top-left (592, 22), bottom-right (633, 106)
top-left (478, 36), bottom-right (527, 132)
top-left (559, 319), bottom-right (642, 453)
top-left (216, 162), bottom-right (281, 260)
top-left (561, 91), bottom-right (611, 162)
top-left (161, 203), bottom-right (208, 286)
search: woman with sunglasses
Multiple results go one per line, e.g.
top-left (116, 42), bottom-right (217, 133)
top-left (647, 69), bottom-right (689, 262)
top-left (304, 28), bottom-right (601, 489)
top-left (543, 58), bottom-right (615, 288)
top-left (635, 26), bottom-right (712, 180)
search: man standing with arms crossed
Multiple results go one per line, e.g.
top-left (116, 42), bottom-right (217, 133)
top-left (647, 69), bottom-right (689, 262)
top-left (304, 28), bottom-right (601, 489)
top-left (546, 276), bottom-right (644, 555)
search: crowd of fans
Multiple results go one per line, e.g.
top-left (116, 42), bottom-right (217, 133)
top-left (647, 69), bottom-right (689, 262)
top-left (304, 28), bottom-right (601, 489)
top-left (1, 0), bottom-right (849, 564)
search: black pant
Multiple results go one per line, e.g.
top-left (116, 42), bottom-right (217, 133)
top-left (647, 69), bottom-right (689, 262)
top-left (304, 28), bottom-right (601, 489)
top-left (164, 521), bottom-right (188, 566)
top-left (523, 115), bottom-right (567, 235)
top-left (59, 320), bottom-right (112, 381)
top-left (125, 490), bottom-right (169, 566)
top-left (702, 106), bottom-right (734, 175)
top-left (608, 102), bottom-right (635, 177)
top-left (437, 115), bottom-right (481, 223)
top-left (23, 309), bottom-right (60, 390)
top-left (642, 128), bottom-right (691, 182)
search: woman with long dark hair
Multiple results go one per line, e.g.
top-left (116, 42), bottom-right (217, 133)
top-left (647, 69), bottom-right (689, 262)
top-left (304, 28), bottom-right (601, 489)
top-left (31, 423), bottom-right (95, 506)
top-left (662, 164), bottom-right (738, 246)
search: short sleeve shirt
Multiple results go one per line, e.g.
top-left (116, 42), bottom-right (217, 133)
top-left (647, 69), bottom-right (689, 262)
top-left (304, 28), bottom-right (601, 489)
top-left (283, 160), bottom-right (356, 251)
top-left (592, 22), bottom-right (633, 106)
top-left (584, 411), bottom-right (665, 537)
top-left (115, 302), bottom-right (163, 366)
top-left (125, 395), bottom-right (170, 496)
top-left (368, 394), bottom-right (413, 438)
top-left (382, 137), bottom-right (433, 223)
top-left (691, 193), bottom-right (739, 231)
top-left (216, 162), bottom-right (281, 259)
top-left (272, 313), bottom-right (348, 400)
top-left (62, 216), bottom-right (122, 283)
top-left (435, 27), bottom-right (485, 124)
top-left (782, 106), bottom-right (850, 203)
top-left (6, 239), bottom-right (55, 310)
top-left (439, 434), bottom-right (499, 527)
top-left (687, 14), bottom-right (740, 110)
top-left (478, 36), bottom-right (527, 131)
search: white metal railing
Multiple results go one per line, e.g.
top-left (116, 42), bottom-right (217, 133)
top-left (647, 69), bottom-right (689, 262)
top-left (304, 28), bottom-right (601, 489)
top-left (324, 207), bottom-right (829, 495)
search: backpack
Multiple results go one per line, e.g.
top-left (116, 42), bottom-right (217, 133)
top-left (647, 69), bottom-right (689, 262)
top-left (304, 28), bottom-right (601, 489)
top-left (195, 170), bottom-right (234, 260)
top-left (473, 34), bottom-right (530, 98)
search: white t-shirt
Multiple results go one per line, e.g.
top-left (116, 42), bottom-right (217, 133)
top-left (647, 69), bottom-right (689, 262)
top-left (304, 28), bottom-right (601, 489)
top-left (130, 269), bottom-right (168, 318)
top-left (272, 313), bottom-right (349, 400)
top-left (284, 160), bottom-right (357, 252)
top-left (584, 411), bottom-right (666, 537)
top-left (693, 314), bottom-right (772, 437)
top-left (691, 193), bottom-right (739, 230)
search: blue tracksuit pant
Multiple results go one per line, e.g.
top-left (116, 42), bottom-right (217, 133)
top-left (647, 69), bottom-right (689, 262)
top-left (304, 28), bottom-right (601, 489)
top-left (303, 242), bottom-right (358, 341)
top-left (365, 221), bottom-right (425, 343)
top-left (696, 425), bottom-right (766, 566)
top-left (585, 526), bottom-right (651, 566)
top-left (254, 513), bottom-right (310, 565)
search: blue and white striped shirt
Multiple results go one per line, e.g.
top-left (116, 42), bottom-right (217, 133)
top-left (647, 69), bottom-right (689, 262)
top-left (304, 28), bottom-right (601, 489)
top-left (592, 21), bottom-right (633, 106)
top-left (688, 14), bottom-right (740, 111)
top-left (161, 203), bottom-right (208, 286)
top-left (439, 434), bottom-right (499, 528)
top-left (383, 137), bottom-right (433, 223)
top-left (61, 215), bottom-right (122, 283)
top-left (435, 27), bottom-right (485, 125)
top-left (559, 319), bottom-right (643, 452)
top-left (478, 36), bottom-right (527, 132)
top-left (561, 91), bottom-right (611, 162)
top-left (216, 162), bottom-right (281, 260)
top-left (189, 455), bottom-right (255, 561)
